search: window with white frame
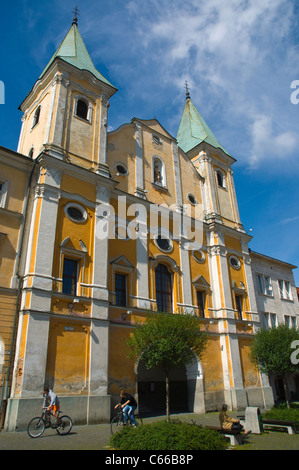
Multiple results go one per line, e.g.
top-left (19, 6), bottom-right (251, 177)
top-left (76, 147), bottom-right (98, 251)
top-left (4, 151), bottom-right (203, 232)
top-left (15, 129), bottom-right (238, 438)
top-left (32, 105), bottom-right (41, 129)
top-left (284, 315), bottom-right (297, 328)
top-left (270, 313), bottom-right (277, 328)
top-left (257, 274), bottom-right (273, 296)
top-left (0, 180), bottom-right (8, 208)
top-left (74, 96), bottom-right (92, 123)
top-left (215, 169), bottom-right (226, 189)
top-left (284, 315), bottom-right (290, 327)
top-left (279, 279), bottom-right (293, 300)
top-left (262, 312), bottom-right (277, 329)
top-left (262, 312), bottom-right (268, 328)
top-left (235, 294), bottom-right (244, 320)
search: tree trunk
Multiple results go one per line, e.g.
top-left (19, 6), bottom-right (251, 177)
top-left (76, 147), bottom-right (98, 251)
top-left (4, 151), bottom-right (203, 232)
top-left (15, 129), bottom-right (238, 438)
top-left (283, 374), bottom-right (290, 408)
top-left (166, 374), bottom-right (170, 421)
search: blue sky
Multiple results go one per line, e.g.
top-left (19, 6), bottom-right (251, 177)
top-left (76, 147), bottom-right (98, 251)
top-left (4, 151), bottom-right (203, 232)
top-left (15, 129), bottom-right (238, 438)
top-left (1, 0), bottom-right (299, 283)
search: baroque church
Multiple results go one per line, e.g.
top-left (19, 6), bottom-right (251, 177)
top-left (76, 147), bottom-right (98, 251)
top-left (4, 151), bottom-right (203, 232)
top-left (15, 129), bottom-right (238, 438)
top-left (1, 16), bottom-right (298, 430)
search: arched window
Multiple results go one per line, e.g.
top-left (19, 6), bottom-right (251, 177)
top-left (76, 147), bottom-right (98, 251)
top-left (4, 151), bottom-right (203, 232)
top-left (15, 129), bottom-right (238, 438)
top-left (216, 169), bottom-right (226, 189)
top-left (155, 263), bottom-right (172, 313)
top-left (32, 106), bottom-right (41, 128)
top-left (76, 99), bottom-right (89, 120)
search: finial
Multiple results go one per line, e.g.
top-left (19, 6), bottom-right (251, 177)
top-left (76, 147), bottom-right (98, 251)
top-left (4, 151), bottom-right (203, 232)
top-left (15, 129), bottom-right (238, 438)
top-left (72, 5), bottom-right (80, 25)
top-left (185, 81), bottom-right (191, 100)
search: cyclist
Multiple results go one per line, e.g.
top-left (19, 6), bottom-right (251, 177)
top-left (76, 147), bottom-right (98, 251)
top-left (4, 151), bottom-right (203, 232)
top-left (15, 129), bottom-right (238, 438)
top-left (114, 389), bottom-right (138, 427)
top-left (43, 386), bottom-right (61, 427)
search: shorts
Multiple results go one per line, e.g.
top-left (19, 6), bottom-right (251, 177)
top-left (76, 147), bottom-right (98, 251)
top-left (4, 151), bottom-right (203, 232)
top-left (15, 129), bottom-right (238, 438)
top-left (49, 404), bottom-right (59, 413)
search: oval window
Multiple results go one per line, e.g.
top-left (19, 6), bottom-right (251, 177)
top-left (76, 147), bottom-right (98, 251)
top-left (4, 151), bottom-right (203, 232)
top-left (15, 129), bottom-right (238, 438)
top-left (156, 235), bottom-right (172, 252)
top-left (188, 193), bottom-right (197, 205)
top-left (65, 203), bottom-right (87, 223)
top-left (116, 164), bottom-right (128, 175)
top-left (193, 250), bottom-right (205, 263)
top-left (229, 255), bottom-right (240, 269)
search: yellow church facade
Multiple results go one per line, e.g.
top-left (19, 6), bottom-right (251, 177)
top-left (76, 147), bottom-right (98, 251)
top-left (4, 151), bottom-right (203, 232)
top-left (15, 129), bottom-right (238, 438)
top-left (0, 19), bottom-right (289, 429)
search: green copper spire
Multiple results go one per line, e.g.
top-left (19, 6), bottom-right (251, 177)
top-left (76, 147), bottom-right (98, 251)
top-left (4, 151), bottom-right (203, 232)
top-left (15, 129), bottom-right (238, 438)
top-left (177, 92), bottom-right (231, 157)
top-left (40, 20), bottom-right (117, 91)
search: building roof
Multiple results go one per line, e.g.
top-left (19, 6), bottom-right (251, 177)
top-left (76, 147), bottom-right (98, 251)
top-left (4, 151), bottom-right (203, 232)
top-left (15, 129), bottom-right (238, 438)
top-left (176, 96), bottom-right (232, 157)
top-left (250, 250), bottom-right (297, 270)
top-left (40, 22), bottom-right (117, 90)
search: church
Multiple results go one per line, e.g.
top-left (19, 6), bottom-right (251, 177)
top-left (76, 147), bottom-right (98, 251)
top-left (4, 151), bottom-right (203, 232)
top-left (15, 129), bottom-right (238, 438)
top-left (1, 16), bottom-right (298, 430)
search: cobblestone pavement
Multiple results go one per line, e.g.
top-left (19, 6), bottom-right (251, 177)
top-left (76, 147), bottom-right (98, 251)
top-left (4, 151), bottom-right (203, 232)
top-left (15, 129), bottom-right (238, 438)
top-left (1, 413), bottom-right (299, 451)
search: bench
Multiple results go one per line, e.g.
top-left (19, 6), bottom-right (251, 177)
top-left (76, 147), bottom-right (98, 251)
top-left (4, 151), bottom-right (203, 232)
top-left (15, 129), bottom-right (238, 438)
top-left (205, 425), bottom-right (243, 446)
top-left (262, 419), bottom-right (298, 435)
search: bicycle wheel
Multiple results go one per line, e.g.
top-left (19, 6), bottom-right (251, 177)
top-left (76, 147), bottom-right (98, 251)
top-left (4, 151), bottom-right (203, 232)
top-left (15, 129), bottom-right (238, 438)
top-left (56, 415), bottom-right (73, 435)
top-left (27, 417), bottom-right (46, 438)
top-left (110, 415), bottom-right (123, 434)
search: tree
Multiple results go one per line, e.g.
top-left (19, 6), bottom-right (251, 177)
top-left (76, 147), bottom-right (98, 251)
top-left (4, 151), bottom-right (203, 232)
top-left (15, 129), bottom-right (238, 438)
top-left (250, 324), bottom-right (299, 407)
top-left (127, 312), bottom-right (208, 421)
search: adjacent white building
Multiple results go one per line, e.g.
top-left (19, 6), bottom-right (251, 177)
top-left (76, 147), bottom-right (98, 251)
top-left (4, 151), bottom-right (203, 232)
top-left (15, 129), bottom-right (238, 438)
top-left (250, 250), bottom-right (299, 401)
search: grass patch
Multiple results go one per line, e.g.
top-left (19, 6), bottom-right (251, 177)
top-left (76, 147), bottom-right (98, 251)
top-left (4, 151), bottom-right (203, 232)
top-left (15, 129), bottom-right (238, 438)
top-left (263, 403), bottom-right (299, 422)
top-left (110, 419), bottom-right (228, 451)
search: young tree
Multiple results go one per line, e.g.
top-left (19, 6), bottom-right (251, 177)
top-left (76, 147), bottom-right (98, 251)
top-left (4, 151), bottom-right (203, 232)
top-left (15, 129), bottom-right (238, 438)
top-left (127, 312), bottom-right (208, 421)
top-left (250, 324), bottom-right (299, 407)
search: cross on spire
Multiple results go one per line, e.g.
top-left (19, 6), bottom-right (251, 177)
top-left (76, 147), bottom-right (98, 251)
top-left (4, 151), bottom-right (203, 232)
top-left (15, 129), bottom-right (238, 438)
top-left (185, 81), bottom-right (191, 100)
top-left (72, 5), bottom-right (80, 25)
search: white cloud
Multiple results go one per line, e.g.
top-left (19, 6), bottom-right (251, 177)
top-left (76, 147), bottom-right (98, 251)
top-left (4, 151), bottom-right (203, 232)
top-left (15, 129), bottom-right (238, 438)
top-left (120, 0), bottom-right (298, 169)
top-left (279, 215), bottom-right (299, 225)
top-left (248, 114), bottom-right (298, 168)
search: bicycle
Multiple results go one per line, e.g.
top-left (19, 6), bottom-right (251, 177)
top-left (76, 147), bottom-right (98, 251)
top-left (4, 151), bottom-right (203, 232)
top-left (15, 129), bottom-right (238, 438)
top-left (110, 405), bottom-right (143, 434)
top-left (27, 407), bottom-right (73, 438)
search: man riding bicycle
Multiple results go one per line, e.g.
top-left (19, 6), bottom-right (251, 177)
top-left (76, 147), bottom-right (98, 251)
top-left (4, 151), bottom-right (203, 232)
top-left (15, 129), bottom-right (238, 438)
top-left (114, 390), bottom-right (138, 427)
top-left (43, 386), bottom-right (61, 427)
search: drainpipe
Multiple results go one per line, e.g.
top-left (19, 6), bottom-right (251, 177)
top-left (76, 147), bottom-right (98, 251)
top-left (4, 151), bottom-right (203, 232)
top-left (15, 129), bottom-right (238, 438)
top-left (1, 157), bottom-right (39, 420)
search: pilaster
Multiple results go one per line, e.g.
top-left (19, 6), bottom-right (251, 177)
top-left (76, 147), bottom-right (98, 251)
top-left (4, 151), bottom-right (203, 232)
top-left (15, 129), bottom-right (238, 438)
top-left (134, 122), bottom-right (147, 199)
top-left (96, 93), bottom-right (110, 177)
top-left (92, 184), bottom-right (111, 304)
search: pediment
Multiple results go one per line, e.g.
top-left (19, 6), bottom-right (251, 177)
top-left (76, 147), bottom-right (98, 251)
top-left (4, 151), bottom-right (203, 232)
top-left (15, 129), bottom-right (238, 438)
top-left (192, 275), bottom-right (210, 289)
top-left (110, 255), bottom-right (135, 270)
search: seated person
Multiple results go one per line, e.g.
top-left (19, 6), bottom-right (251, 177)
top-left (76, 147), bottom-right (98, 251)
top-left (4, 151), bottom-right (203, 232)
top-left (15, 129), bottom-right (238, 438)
top-left (219, 404), bottom-right (251, 435)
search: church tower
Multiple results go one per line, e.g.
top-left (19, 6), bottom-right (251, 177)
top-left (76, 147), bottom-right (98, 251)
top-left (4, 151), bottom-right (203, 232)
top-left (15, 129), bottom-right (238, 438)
top-left (17, 13), bottom-right (117, 177)
top-left (5, 15), bottom-right (118, 429)
top-left (177, 90), bottom-right (243, 231)
top-left (176, 90), bottom-right (272, 410)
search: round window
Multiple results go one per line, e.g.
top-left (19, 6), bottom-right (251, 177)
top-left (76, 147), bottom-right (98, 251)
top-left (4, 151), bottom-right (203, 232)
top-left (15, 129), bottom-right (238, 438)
top-left (65, 203), bottom-right (87, 223)
top-left (116, 164), bottom-right (128, 175)
top-left (156, 235), bottom-right (172, 252)
top-left (193, 249), bottom-right (205, 263)
top-left (187, 193), bottom-right (197, 205)
top-left (229, 255), bottom-right (240, 269)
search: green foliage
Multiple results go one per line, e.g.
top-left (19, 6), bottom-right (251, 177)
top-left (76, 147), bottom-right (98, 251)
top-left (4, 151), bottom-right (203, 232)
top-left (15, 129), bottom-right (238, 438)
top-left (127, 312), bottom-right (208, 372)
top-left (263, 403), bottom-right (299, 423)
top-left (250, 324), bottom-right (299, 375)
top-left (110, 420), bottom-right (228, 450)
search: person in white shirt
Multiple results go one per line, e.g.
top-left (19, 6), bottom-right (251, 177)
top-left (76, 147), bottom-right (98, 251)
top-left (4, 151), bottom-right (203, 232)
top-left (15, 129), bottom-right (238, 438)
top-left (43, 387), bottom-right (61, 427)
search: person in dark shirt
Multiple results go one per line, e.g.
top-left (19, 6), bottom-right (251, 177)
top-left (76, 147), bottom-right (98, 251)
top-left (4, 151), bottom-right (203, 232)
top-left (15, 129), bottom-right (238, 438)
top-left (114, 389), bottom-right (138, 426)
